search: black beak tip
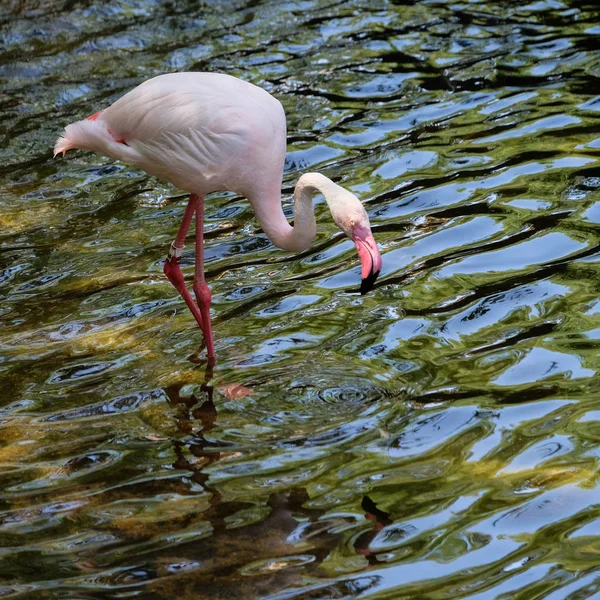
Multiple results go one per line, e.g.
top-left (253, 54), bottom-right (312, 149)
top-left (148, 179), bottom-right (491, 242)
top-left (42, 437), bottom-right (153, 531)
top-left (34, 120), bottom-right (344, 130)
top-left (360, 270), bottom-right (380, 295)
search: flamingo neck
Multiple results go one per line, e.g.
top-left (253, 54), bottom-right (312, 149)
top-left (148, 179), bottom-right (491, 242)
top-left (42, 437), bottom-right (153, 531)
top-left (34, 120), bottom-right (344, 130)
top-left (250, 173), bottom-right (341, 253)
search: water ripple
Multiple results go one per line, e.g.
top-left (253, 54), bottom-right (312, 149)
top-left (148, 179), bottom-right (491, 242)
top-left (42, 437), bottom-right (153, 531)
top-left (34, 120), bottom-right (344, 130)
top-left (1, 0), bottom-right (599, 598)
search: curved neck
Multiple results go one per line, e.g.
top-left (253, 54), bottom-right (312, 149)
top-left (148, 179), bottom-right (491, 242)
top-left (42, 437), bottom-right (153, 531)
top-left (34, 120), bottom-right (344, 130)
top-left (249, 173), bottom-right (341, 252)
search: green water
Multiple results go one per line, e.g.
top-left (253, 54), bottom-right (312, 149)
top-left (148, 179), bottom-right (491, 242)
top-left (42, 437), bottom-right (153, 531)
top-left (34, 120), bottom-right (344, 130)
top-left (1, 0), bottom-right (600, 598)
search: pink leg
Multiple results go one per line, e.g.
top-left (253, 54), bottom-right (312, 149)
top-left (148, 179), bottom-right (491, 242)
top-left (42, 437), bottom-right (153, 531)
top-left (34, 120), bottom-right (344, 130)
top-left (192, 194), bottom-right (216, 366)
top-left (163, 195), bottom-right (204, 330)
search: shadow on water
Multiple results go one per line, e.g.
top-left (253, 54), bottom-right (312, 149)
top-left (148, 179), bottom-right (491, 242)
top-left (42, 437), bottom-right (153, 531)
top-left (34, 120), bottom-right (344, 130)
top-left (1, 0), bottom-right (600, 598)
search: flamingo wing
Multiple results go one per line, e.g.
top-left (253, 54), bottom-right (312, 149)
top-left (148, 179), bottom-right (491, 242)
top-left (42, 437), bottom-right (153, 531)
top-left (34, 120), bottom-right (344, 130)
top-left (100, 73), bottom-right (283, 195)
top-left (56, 72), bottom-right (286, 197)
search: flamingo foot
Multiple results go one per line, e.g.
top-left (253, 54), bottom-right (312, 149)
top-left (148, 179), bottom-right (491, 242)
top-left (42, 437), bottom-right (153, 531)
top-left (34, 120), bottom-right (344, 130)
top-left (163, 253), bottom-right (205, 330)
top-left (164, 254), bottom-right (215, 368)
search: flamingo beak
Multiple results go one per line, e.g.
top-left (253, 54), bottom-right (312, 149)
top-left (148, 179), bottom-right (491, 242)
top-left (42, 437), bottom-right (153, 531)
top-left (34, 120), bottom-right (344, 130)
top-left (352, 225), bottom-right (382, 295)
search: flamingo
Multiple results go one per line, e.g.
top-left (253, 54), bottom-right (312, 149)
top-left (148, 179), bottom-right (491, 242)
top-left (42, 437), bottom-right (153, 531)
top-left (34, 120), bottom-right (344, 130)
top-left (54, 72), bottom-right (382, 366)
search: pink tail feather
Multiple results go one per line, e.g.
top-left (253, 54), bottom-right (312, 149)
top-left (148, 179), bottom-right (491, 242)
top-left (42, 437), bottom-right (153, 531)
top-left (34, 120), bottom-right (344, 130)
top-left (53, 116), bottom-right (135, 164)
top-left (53, 136), bottom-right (74, 157)
top-left (54, 111), bottom-right (106, 157)
top-left (54, 118), bottom-right (110, 157)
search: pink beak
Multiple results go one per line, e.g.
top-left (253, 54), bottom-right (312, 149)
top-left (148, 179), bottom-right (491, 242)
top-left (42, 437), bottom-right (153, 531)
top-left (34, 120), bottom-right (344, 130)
top-left (352, 226), bottom-right (382, 295)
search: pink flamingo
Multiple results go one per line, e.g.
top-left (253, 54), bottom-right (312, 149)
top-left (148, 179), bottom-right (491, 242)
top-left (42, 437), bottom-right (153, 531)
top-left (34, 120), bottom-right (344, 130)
top-left (54, 72), bottom-right (382, 365)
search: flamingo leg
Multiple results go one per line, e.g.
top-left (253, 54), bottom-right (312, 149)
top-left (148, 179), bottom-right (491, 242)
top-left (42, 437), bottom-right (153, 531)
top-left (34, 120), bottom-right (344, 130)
top-left (192, 194), bottom-right (216, 366)
top-left (163, 195), bottom-right (204, 330)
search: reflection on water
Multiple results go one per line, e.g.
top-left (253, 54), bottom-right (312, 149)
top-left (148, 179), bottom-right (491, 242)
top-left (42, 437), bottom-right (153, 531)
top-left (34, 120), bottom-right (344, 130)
top-left (1, 0), bottom-right (600, 597)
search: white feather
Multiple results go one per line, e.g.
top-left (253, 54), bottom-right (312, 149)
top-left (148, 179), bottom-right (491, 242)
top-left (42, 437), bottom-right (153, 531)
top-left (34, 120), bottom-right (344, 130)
top-left (54, 72), bottom-right (286, 199)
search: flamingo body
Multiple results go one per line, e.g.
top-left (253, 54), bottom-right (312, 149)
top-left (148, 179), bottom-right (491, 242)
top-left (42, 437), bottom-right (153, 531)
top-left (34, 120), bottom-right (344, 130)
top-left (56, 73), bottom-right (286, 201)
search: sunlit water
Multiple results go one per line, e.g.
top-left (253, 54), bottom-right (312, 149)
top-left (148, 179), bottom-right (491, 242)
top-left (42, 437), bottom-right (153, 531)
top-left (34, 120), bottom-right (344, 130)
top-left (1, 0), bottom-right (600, 598)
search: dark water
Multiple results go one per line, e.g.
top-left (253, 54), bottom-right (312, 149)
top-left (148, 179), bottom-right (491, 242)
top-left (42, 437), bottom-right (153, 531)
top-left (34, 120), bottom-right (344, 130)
top-left (1, 0), bottom-right (600, 598)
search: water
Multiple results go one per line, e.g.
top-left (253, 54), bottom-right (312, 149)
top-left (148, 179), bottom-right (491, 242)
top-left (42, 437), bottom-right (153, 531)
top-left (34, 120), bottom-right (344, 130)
top-left (1, 0), bottom-right (600, 597)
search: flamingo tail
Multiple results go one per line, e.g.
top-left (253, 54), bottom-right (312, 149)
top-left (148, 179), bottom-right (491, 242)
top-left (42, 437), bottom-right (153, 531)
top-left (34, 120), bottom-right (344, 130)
top-left (54, 117), bottom-right (137, 163)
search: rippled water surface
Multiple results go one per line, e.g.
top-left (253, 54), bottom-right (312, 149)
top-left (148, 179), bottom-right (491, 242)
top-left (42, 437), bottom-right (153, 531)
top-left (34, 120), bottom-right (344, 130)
top-left (2, 0), bottom-right (600, 597)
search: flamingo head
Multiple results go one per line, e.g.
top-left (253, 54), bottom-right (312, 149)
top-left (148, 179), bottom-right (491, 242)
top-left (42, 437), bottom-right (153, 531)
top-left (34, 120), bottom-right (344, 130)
top-left (330, 192), bottom-right (382, 295)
